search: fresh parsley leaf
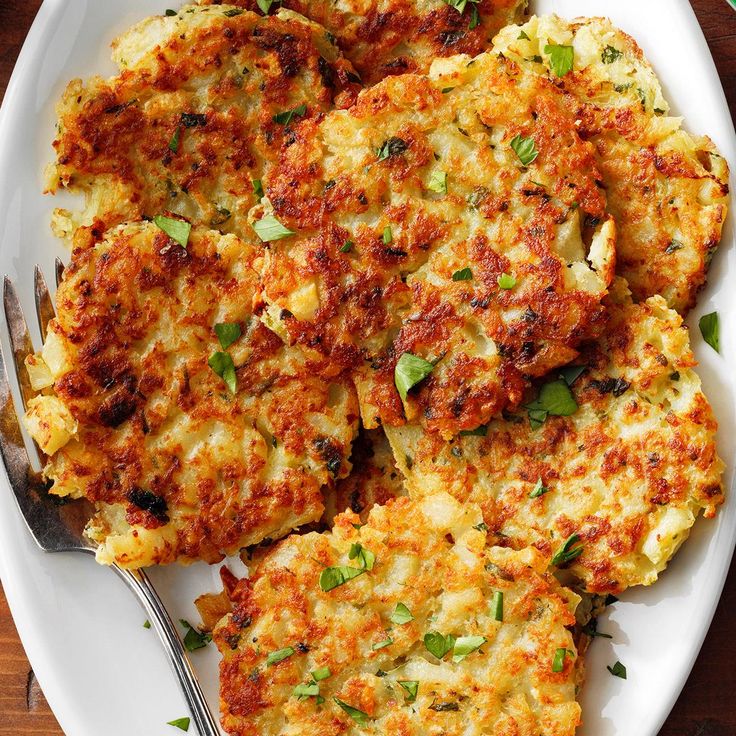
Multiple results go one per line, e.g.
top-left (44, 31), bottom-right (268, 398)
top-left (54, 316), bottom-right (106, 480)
top-left (607, 660), bottom-right (627, 679)
top-left (208, 351), bottom-right (237, 393)
top-left (382, 225), bottom-right (393, 245)
top-left (252, 179), bottom-right (264, 198)
top-left (340, 240), bottom-right (354, 253)
top-left (552, 647), bottom-right (571, 673)
top-left (272, 103), bottom-right (307, 126)
top-left (497, 272), bottom-right (516, 289)
top-left (390, 602), bottom-right (414, 625)
top-left (179, 620), bottom-right (211, 652)
top-left (492, 591), bottom-right (503, 622)
top-left (699, 311), bottom-right (719, 353)
top-left (143, 620), bottom-right (151, 629)
top-left (452, 267), bottom-right (473, 281)
top-left (551, 533), bottom-right (584, 567)
top-left (372, 637), bottom-right (393, 650)
top-left (376, 137), bottom-right (408, 161)
top-left (526, 379), bottom-right (578, 426)
top-left (510, 134), bottom-right (538, 166)
top-left (154, 215), bottom-right (190, 248)
top-left (319, 565), bottom-right (365, 592)
top-left (252, 214), bottom-right (294, 242)
top-left (348, 542), bottom-right (376, 570)
top-left (427, 169), bottom-right (448, 194)
top-left (398, 680), bottom-right (419, 702)
top-left (395, 352), bottom-right (435, 401)
top-left (256, 0), bottom-right (275, 14)
top-left (168, 126), bottom-right (181, 153)
top-left (424, 631), bottom-right (456, 660)
top-left (167, 717), bottom-right (190, 731)
top-left (452, 635), bottom-right (486, 663)
top-left (544, 43), bottom-right (574, 77)
top-left (214, 322), bottom-right (241, 349)
top-left (517, 29), bottom-right (530, 40)
top-left (312, 666), bottom-right (331, 681)
top-left (334, 698), bottom-right (371, 725)
top-left (223, 7), bottom-right (244, 16)
top-left (266, 646), bottom-right (295, 666)
top-left (473, 521), bottom-right (489, 531)
top-left (601, 45), bottom-right (622, 64)
top-left (293, 682), bottom-right (319, 698)
top-left (529, 478), bottom-right (549, 499)
top-left (460, 424), bottom-right (487, 437)
top-left (558, 365), bottom-right (585, 386)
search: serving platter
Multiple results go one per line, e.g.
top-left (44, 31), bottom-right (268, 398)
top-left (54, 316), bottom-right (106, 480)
top-left (0, 1), bottom-right (733, 734)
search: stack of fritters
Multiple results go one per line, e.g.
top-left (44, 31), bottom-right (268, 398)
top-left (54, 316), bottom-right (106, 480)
top-left (24, 3), bottom-right (728, 735)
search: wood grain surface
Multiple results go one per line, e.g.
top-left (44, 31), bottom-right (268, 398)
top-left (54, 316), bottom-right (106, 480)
top-left (0, 1), bottom-right (735, 734)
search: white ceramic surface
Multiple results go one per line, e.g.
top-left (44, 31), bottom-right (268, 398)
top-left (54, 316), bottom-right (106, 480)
top-left (0, 1), bottom-right (733, 735)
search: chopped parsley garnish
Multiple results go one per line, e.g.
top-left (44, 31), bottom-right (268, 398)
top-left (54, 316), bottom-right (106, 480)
top-left (272, 103), bottom-right (307, 126)
top-left (383, 225), bottom-right (393, 245)
top-left (319, 565), bottom-right (366, 592)
top-left (544, 44), bottom-right (574, 77)
top-left (340, 240), bottom-right (354, 253)
top-left (372, 637), bottom-right (393, 650)
top-left (452, 267), bottom-right (473, 281)
top-left (525, 379), bottom-right (578, 428)
top-left (167, 717), bottom-right (190, 731)
top-left (491, 591), bottom-right (504, 622)
top-left (223, 7), bottom-right (244, 16)
top-left (552, 647), bottom-right (571, 673)
top-left (442, 86), bottom-right (455, 93)
top-left (266, 646), bottom-right (296, 666)
top-left (390, 602), bottom-right (414, 625)
top-left (699, 311), bottom-right (719, 353)
top-left (252, 214), bottom-right (294, 242)
top-left (312, 666), bottom-right (331, 681)
top-left (214, 322), bottom-right (241, 349)
top-left (428, 169), bottom-right (448, 194)
top-left (143, 620), bottom-right (151, 629)
top-left (424, 631), bottom-right (456, 660)
top-left (473, 521), bottom-right (489, 531)
top-left (334, 698), bottom-right (371, 725)
top-left (398, 680), bottom-right (419, 702)
top-left (179, 620), bottom-right (211, 652)
top-left (558, 365), bottom-right (585, 386)
top-left (529, 478), bottom-right (549, 498)
top-left (256, 0), bottom-right (275, 14)
top-left (510, 134), bottom-right (538, 166)
top-left (395, 352), bottom-right (435, 401)
top-left (551, 533), bottom-right (584, 567)
top-left (582, 622), bottom-right (613, 639)
top-left (168, 126), bottom-right (181, 153)
top-left (154, 215), bottom-right (190, 248)
top-left (252, 179), bottom-right (264, 198)
top-left (497, 272), bottom-right (516, 289)
top-left (442, 0), bottom-right (480, 24)
top-left (607, 660), bottom-right (627, 679)
top-left (348, 542), bottom-right (376, 570)
top-left (517, 29), bottom-right (530, 40)
top-left (468, 5), bottom-right (480, 29)
top-left (377, 137), bottom-right (408, 161)
top-left (208, 351), bottom-right (237, 393)
top-left (293, 682), bottom-right (319, 698)
top-left (165, 9), bottom-right (178, 16)
top-left (601, 45), bottom-right (622, 64)
top-left (452, 635), bottom-right (486, 663)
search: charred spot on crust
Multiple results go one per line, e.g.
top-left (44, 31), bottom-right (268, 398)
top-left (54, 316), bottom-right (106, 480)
top-left (314, 436), bottom-right (342, 475)
top-left (180, 112), bottom-right (207, 128)
top-left (317, 57), bottom-right (336, 88)
top-left (128, 487), bottom-right (169, 523)
top-left (589, 377), bottom-right (631, 397)
top-left (97, 388), bottom-right (139, 427)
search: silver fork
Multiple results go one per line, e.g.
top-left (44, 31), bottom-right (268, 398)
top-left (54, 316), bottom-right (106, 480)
top-left (0, 264), bottom-right (221, 736)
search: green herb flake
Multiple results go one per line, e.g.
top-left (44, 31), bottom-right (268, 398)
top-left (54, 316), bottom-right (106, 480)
top-left (252, 214), bottom-right (294, 242)
top-left (340, 240), bottom-right (354, 253)
top-left (272, 103), bottom-right (307, 126)
top-left (319, 565), bottom-right (365, 592)
top-left (266, 646), bottom-right (296, 666)
top-left (376, 137), bottom-right (408, 161)
top-left (526, 379), bottom-right (578, 425)
top-left (492, 591), bottom-right (503, 622)
top-left (544, 44), bottom-right (574, 77)
top-left (452, 635), bottom-right (486, 663)
top-left (468, 4), bottom-right (480, 29)
top-left (427, 169), bottom-right (448, 194)
top-left (452, 267), bottom-right (473, 281)
top-left (165, 9), bottom-right (178, 16)
top-left (372, 637), bottom-right (393, 650)
top-left (581, 622), bottom-right (612, 639)
top-left (293, 682), bottom-right (320, 698)
top-left (551, 533), bottom-right (584, 567)
top-left (601, 45), bottom-right (622, 64)
top-left (510, 134), bottom-right (538, 166)
top-left (460, 424), bottom-right (488, 437)
top-left (558, 365), bottom-right (585, 386)
top-left (382, 225), bottom-right (393, 245)
top-left (168, 126), bottom-right (181, 153)
top-left (312, 666), bottom-right (332, 681)
top-left (517, 30), bottom-right (530, 40)
top-left (348, 542), bottom-right (376, 570)
top-left (395, 352), bottom-right (435, 401)
top-left (208, 351), bottom-right (237, 393)
top-left (167, 717), bottom-right (190, 731)
top-left (529, 478), bottom-right (549, 499)
top-left (607, 660), bottom-right (627, 679)
top-left (179, 620), bottom-right (211, 652)
top-left (154, 215), bottom-right (191, 248)
top-left (256, 0), bottom-right (275, 15)
top-left (252, 179), bottom-right (264, 198)
top-left (441, 86), bottom-right (455, 94)
top-left (424, 631), bottom-right (456, 660)
top-left (223, 8), bottom-right (244, 16)
top-left (214, 322), bottom-right (241, 349)
top-left (552, 647), bottom-right (570, 673)
top-left (143, 620), bottom-right (151, 629)
top-left (497, 272), bottom-right (516, 289)
top-left (390, 602), bottom-right (414, 625)
top-left (398, 680), bottom-right (419, 702)
top-left (699, 312), bottom-right (719, 353)
top-left (334, 698), bottom-right (371, 725)
top-left (473, 521), bottom-right (489, 532)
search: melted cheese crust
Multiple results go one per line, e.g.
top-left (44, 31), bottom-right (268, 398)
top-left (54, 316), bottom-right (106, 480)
top-left (386, 279), bottom-right (724, 593)
top-left (215, 493), bottom-right (582, 736)
top-left (198, 0), bottom-right (526, 84)
top-left (47, 5), bottom-right (360, 243)
top-left (23, 222), bottom-right (358, 567)
top-left (257, 52), bottom-right (616, 438)
top-left (494, 15), bottom-right (730, 314)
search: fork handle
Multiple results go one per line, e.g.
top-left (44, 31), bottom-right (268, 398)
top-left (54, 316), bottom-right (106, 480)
top-left (112, 565), bottom-right (221, 736)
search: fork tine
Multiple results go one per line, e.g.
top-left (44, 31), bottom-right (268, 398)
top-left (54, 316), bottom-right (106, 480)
top-left (34, 266), bottom-right (55, 343)
top-left (3, 277), bottom-right (37, 414)
top-left (55, 257), bottom-right (64, 288)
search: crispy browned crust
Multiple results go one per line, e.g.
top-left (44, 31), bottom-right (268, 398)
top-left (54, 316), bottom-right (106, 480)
top-left (199, 0), bottom-right (527, 84)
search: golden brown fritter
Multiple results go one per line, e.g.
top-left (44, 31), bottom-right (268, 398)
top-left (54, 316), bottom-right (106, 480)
top-left (494, 15), bottom-right (730, 314)
top-left (23, 221), bottom-right (359, 567)
top-left (46, 4), bottom-right (360, 243)
top-left (198, 0), bottom-right (527, 84)
top-left (214, 493), bottom-right (582, 736)
top-left (385, 279), bottom-right (724, 594)
top-left (256, 51), bottom-right (615, 438)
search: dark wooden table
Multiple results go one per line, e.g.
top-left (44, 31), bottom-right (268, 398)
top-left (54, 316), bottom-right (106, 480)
top-left (0, 1), bottom-right (734, 734)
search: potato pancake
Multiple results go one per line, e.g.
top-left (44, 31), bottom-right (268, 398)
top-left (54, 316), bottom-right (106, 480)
top-left (197, 0), bottom-right (526, 84)
top-left (22, 221), bottom-right (359, 567)
top-left (385, 279), bottom-right (724, 593)
top-left (494, 15), bottom-right (730, 314)
top-left (256, 51), bottom-right (616, 439)
top-left (46, 4), bottom-right (360, 244)
top-left (214, 493), bottom-right (582, 736)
